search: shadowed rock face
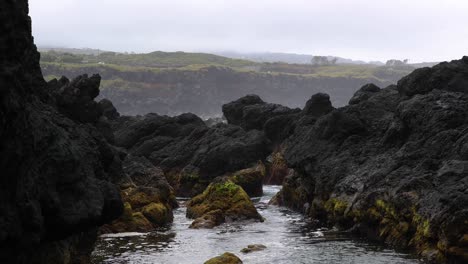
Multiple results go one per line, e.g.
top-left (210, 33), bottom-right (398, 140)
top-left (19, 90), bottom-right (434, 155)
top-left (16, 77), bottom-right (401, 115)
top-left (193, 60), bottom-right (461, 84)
top-left (222, 94), bottom-right (301, 131)
top-left (271, 58), bottom-right (468, 263)
top-left (223, 93), bottom-right (334, 147)
top-left (111, 112), bottom-right (271, 197)
top-left (0, 1), bottom-right (123, 263)
top-left (100, 155), bottom-right (178, 233)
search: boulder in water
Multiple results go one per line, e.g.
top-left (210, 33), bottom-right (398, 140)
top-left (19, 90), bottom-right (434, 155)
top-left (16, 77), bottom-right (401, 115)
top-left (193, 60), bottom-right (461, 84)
top-left (204, 252), bottom-right (243, 264)
top-left (186, 178), bottom-right (263, 228)
top-left (240, 244), bottom-right (267, 253)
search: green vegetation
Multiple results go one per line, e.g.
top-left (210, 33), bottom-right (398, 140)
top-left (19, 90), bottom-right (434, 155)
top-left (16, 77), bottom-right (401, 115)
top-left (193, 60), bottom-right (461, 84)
top-left (204, 252), bottom-right (243, 264)
top-left (40, 49), bottom-right (415, 81)
top-left (40, 50), bottom-right (257, 68)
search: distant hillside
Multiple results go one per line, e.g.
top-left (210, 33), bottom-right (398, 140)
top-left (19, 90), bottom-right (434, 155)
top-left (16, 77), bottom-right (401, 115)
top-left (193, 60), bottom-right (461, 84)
top-left (214, 51), bottom-right (384, 65)
top-left (39, 48), bottom-right (257, 68)
top-left (38, 46), bottom-right (106, 55)
top-left (39, 48), bottom-right (416, 117)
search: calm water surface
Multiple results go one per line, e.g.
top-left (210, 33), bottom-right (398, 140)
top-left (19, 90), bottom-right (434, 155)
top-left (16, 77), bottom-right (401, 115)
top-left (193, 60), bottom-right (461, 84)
top-left (92, 185), bottom-right (423, 264)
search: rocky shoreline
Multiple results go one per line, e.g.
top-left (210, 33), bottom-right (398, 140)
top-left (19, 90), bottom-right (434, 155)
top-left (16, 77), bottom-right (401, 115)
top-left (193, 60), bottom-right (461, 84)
top-left (1, 1), bottom-right (467, 263)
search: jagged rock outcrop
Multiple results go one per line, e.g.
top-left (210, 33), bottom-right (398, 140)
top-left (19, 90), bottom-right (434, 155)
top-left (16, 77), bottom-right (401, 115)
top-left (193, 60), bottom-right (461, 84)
top-left (272, 58), bottom-right (468, 263)
top-left (100, 155), bottom-right (177, 233)
top-left (223, 93), bottom-right (334, 147)
top-left (222, 94), bottom-right (300, 131)
top-left (397, 57), bottom-right (468, 96)
top-left (98, 98), bottom-right (120, 120)
top-left (348, 83), bottom-right (381, 105)
top-left (42, 62), bottom-right (405, 117)
top-left (111, 112), bottom-right (271, 197)
top-left (186, 178), bottom-right (263, 228)
top-left (0, 1), bottom-right (123, 263)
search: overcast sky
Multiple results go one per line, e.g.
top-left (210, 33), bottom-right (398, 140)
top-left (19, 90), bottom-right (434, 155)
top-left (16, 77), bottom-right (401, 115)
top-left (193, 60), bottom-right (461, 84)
top-left (30, 0), bottom-right (468, 62)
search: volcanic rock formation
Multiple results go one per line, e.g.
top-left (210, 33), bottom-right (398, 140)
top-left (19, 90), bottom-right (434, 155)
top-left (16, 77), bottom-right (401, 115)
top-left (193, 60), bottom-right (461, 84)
top-left (266, 58), bottom-right (468, 263)
top-left (0, 1), bottom-right (123, 262)
top-left (110, 112), bottom-right (271, 197)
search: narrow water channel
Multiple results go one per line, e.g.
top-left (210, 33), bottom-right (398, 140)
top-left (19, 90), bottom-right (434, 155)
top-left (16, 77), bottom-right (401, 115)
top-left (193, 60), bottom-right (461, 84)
top-left (92, 185), bottom-right (422, 264)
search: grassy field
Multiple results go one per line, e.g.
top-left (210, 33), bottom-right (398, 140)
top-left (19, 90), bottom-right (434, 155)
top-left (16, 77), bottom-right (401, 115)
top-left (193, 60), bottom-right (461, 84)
top-left (40, 50), bottom-right (257, 68)
top-left (39, 49), bottom-right (416, 81)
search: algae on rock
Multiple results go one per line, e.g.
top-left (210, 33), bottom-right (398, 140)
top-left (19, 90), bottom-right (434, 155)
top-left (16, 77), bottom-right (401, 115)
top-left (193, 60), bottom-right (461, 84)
top-left (186, 178), bottom-right (263, 228)
top-left (204, 252), bottom-right (243, 264)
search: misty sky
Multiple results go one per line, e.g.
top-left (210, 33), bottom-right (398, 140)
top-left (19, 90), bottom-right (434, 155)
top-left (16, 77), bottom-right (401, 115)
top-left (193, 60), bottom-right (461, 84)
top-left (30, 0), bottom-right (468, 63)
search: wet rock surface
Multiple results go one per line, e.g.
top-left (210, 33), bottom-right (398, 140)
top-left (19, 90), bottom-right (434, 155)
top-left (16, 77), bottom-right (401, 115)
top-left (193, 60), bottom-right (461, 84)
top-left (240, 244), bottom-right (267, 254)
top-left (272, 58), bottom-right (468, 263)
top-left (204, 252), bottom-right (243, 264)
top-left (186, 178), bottom-right (263, 228)
top-left (0, 1), bottom-right (123, 262)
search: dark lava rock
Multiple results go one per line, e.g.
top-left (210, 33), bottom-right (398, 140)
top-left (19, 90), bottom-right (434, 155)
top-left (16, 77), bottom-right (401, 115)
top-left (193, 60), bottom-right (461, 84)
top-left (222, 94), bottom-right (265, 126)
top-left (99, 98), bottom-right (120, 120)
top-left (222, 94), bottom-right (301, 131)
top-left (348, 83), bottom-right (381, 105)
top-left (262, 92), bottom-right (334, 145)
top-left (49, 74), bottom-right (103, 123)
top-left (112, 113), bottom-right (271, 197)
top-left (398, 56), bottom-right (468, 96)
top-left (275, 58), bottom-right (468, 263)
top-left (302, 93), bottom-right (334, 116)
top-left (0, 1), bottom-right (123, 262)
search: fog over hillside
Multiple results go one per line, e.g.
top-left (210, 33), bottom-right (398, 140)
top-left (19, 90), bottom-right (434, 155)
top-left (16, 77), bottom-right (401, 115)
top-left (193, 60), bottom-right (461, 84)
top-left (30, 0), bottom-right (468, 63)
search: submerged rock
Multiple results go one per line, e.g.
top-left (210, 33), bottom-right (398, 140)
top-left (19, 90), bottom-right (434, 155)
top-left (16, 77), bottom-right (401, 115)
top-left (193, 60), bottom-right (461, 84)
top-left (240, 244), bottom-right (267, 253)
top-left (204, 252), bottom-right (243, 264)
top-left (186, 178), bottom-right (263, 228)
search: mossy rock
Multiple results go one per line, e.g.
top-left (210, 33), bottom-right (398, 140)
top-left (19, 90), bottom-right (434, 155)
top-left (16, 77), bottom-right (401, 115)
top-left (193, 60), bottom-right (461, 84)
top-left (186, 177), bottom-right (263, 228)
top-left (240, 244), bottom-right (266, 253)
top-left (204, 252), bottom-right (243, 264)
top-left (122, 187), bottom-right (163, 209)
top-left (102, 209), bottom-right (154, 233)
top-left (190, 209), bottom-right (224, 229)
top-left (142, 202), bottom-right (173, 226)
top-left (101, 188), bottom-right (175, 233)
top-left (229, 163), bottom-right (265, 197)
